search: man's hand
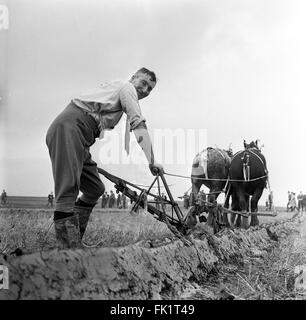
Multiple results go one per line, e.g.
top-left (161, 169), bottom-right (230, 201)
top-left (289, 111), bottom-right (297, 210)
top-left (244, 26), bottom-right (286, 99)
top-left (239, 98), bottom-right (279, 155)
top-left (149, 163), bottom-right (164, 176)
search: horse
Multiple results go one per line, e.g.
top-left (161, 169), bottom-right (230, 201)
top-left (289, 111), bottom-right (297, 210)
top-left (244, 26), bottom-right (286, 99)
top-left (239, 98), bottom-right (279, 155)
top-left (227, 140), bottom-right (268, 228)
top-left (190, 146), bottom-right (232, 232)
top-left (287, 193), bottom-right (298, 212)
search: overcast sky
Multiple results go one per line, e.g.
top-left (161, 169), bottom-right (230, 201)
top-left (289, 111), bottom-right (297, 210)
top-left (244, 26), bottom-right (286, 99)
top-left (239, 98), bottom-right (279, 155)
top-left (1, 0), bottom-right (306, 206)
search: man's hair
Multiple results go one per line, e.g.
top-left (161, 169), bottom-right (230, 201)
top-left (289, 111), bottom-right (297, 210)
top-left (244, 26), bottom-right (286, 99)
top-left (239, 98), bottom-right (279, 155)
top-left (135, 67), bottom-right (157, 82)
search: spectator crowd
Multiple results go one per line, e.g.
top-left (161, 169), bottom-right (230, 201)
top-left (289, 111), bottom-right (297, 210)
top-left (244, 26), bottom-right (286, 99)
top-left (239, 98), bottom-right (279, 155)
top-left (101, 190), bottom-right (128, 209)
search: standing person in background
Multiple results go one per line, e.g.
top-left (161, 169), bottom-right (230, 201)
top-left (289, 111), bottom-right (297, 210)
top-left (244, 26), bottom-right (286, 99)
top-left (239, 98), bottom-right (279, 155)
top-left (1, 190), bottom-right (7, 205)
top-left (287, 192), bottom-right (297, 212)
top-left (116, 190), bottom-right (122, 209)
top-left (268, 191), bottom-right (273, 211)
top-left (297, 191), bottom-right (303, 212)
top-left (183, 192), bottom-right (190, 209)
top-left (143, 192), bottom-right (148, 213)
top-left (161, 192), bottom-right (167, 212)
top-left (178, 192), bottom-right (190, 209)
top-left (291, 192), bottom-right (297, 211)
top-left (105, 193), bottom-right (110, 208)
top-left (47, 192), bottom-right (54, 207)
top-left (155, 193), bottom-right (161, 210)
top-left (45, 68), bottom-right (163, 248)
top-left (109, 190), bottom-right (116, 208)
top-left (122, 193), bottom-right (127, 209)
top-left (287, 191), bottom-right (291, 212)
top-left (101, 192), bottom-right (107, 208)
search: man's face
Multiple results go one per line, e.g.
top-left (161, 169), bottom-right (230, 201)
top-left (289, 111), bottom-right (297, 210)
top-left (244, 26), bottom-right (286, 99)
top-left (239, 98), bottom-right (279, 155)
top-left (130, 72), bottom-right (156, 100)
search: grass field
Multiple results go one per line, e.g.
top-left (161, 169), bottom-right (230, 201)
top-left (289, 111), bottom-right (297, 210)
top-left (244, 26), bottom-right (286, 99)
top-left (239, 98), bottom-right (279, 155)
top-left (0, 207), bottom-right (174, 254)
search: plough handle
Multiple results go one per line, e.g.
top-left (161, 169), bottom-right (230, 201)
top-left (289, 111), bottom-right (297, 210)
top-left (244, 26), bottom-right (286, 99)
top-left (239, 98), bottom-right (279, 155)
top-left (97, 167), bottom-right (123, 187)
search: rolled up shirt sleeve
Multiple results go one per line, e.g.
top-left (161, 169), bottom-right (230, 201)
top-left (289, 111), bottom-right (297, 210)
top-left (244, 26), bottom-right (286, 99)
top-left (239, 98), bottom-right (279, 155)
top-left (119, 82), bottom-right (146, 130)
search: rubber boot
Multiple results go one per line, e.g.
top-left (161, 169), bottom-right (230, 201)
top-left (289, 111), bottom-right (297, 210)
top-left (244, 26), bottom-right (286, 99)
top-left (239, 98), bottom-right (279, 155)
top-left (54, 214), bottom-right (81, 249)
top-left (74, 205), bottom-right (94, 240)
top-left (54, 218), bottom-right (69, 249)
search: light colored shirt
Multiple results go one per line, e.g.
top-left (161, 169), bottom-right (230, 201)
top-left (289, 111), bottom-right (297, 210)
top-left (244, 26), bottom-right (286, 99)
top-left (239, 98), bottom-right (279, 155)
top-left (72, 80), bottom-right (146, 153)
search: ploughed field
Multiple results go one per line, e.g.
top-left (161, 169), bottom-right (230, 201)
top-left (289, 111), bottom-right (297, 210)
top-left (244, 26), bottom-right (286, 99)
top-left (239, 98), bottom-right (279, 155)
top-left (0, 198), bottom-right (305, 300)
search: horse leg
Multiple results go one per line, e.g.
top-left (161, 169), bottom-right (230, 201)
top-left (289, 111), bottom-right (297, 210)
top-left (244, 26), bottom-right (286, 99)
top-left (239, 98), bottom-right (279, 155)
top-left (236, 189), bottom-right (248, 228)
top-left (206, 192), bottom-right (216, 228)
top-left (223, 184), bottom-right (232, 227)
top-left (208, 190), bottom-right (223, 233)
top-left (191, 179), bottom-right (209, 223)
top-left (222, 210), bottom-right (231, 227)
top-left (230, 191), bottom-right (239, 226)
top-left (246, 195), bottom-right (250, 212)
top-left (190, 179), bottom-right (201, 207)
top-left (250, 188), bottom-right (263, 226)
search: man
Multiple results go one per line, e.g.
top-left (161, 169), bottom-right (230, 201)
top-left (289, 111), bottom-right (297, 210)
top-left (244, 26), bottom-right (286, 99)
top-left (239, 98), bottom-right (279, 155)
top-left (47, 192), bottom-right (54, 207)
top-left (122, 193), bottom-right (127, 209)
top-left (155, 193), bottom-right (161, 210)
top-left (1, 190), bottom-right (7, 205)
top-left (183, 192), bottom-right (190, 209)
top-left (268, 191), bottom-right (273, 211)
top-left (143, 192), bottom-right (148, 213)
top-left (116, 190), bottom-right (122, 209)
top-left (161, 192), bottom-right (167, 212)
top-left (106, 193), bottom-right (110, 208)
top-left (46, 68), bottom-right (163, 249)
top-left (288, 192), bottom-right (297, 212)
top-left (297, 191), bottom-right (303, 212)
top-left (287, 191), bottom-right (291, 212)
top-left (101, 192), bottom-right (107, 208)
top-left (109, 190), bottom-right (116, 208)
top-left (292, 192), bottom-right (297, 211)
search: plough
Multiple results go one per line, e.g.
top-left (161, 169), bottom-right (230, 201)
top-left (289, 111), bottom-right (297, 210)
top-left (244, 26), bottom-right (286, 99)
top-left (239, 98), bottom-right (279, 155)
top-left (97, 167), bottom-right (194, 236)
top-left (97, 167), bottom-right (278, 238)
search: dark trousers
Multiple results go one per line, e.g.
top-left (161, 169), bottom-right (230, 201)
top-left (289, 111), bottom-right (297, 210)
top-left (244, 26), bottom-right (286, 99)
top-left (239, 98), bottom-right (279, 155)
top-left (46, 102), bottom-right (105, 213)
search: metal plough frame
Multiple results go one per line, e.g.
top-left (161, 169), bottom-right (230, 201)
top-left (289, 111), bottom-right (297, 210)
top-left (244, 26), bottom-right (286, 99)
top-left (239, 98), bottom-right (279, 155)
top-left (97, 167), bottom-right (192, 236)
top-left (97, 167), bottom-right (278, 237)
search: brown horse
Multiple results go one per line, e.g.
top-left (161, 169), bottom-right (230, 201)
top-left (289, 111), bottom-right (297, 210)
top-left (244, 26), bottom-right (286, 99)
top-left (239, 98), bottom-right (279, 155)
top-left (190, 147), bottom-right (232, 231)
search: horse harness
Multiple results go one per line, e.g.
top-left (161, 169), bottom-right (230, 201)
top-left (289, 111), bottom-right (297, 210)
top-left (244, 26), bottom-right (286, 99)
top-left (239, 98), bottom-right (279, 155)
top-left (232, 148), bottom-right (268, 182)
top-left (194, 147), bottom-right (229, 180)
